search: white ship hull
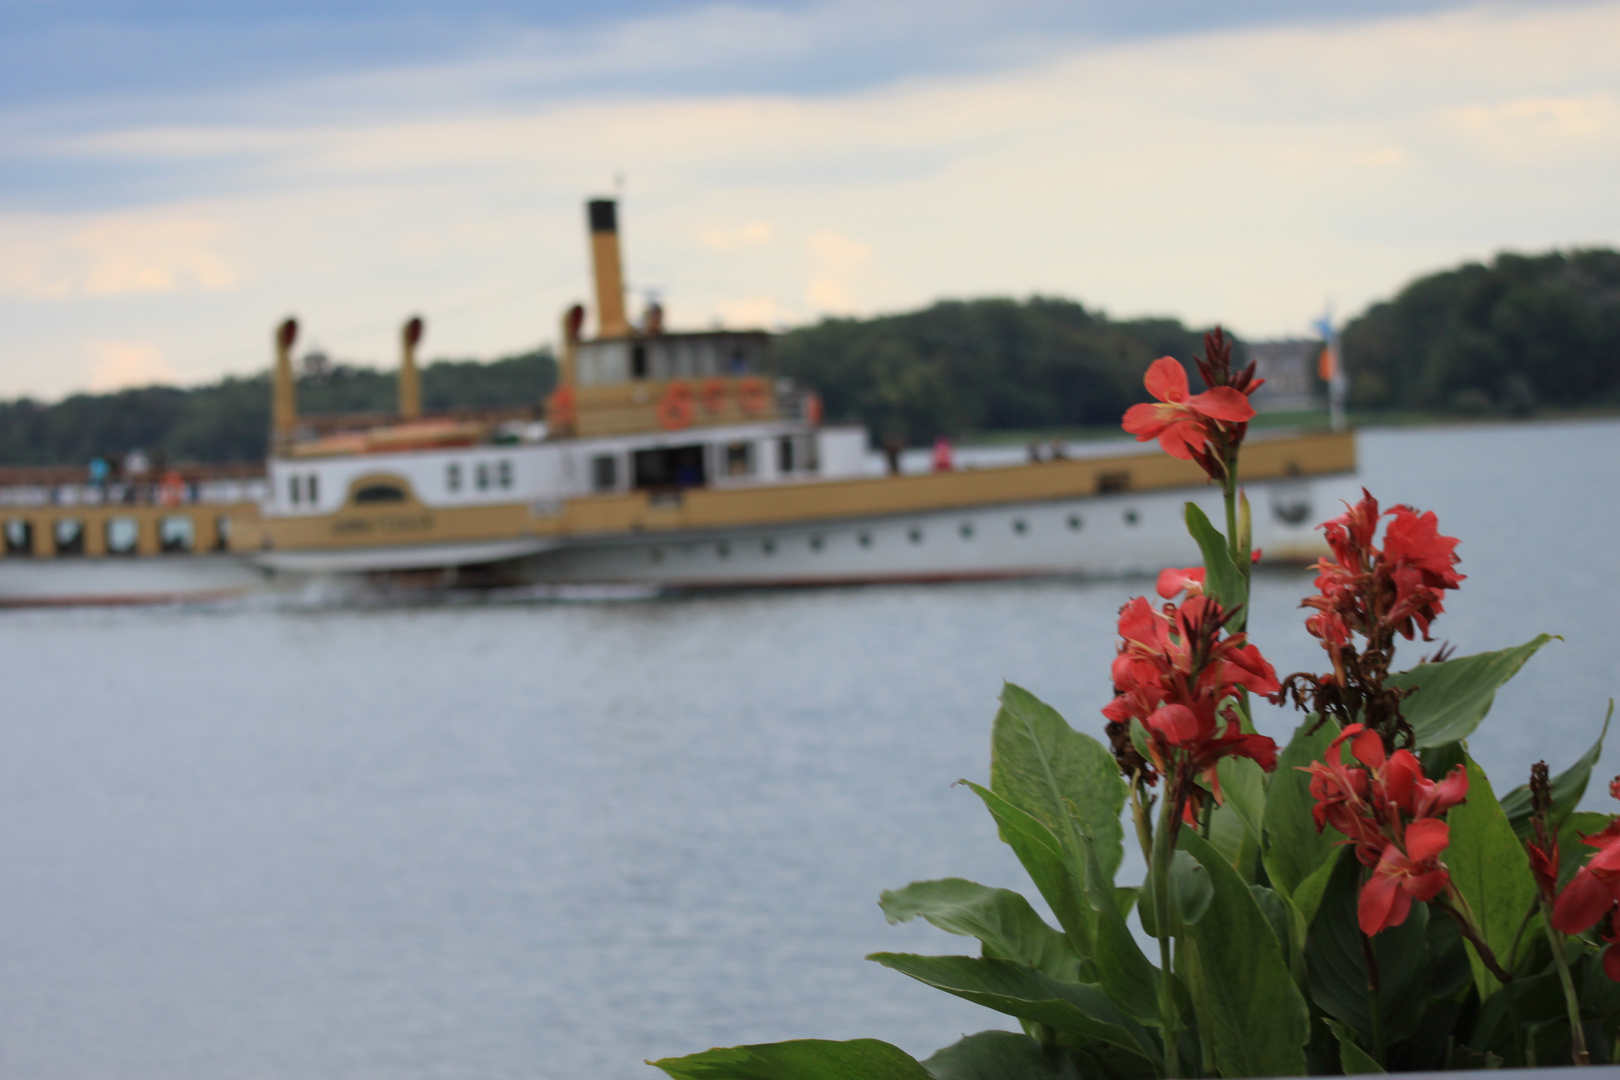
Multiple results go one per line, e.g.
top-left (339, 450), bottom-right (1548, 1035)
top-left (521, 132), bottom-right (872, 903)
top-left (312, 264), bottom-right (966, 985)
top-left (0, 554), bottom-right (266, 608)
top-left (492, 472), bottom-right (1354, 589)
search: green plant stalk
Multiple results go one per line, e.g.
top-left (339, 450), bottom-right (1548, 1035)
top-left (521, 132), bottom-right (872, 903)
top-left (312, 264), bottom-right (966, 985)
top-left (1538, 900), bottom-right (1591, 1065)
top-left (1152, 788), bottom-right (1181, 1080)
top-left (1359, 929), bottom-right (1385, 1064)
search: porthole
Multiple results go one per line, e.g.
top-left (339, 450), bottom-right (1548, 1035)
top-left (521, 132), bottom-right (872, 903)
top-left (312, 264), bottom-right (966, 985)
top-left (908, 526), bottom-right (923, 545)
top-left (809, 535), bottom-right (824, 552)
top-left (717, 541), bottom-right (730, 558)
top-left (1067, 514), bottom-right (1082, 531)
top-left (1012, 518), bottom-right (1028, 535)
top-left (763, 538), bottom-right (776, 555)
top-left (959, 522), bottom-right (974, 539)
top-left (858, 531), bottom-right (872, 548)
top-left (1124, 509), bottom-right (1140, 526)
top-left (650, 547), bottom-right (665, 564)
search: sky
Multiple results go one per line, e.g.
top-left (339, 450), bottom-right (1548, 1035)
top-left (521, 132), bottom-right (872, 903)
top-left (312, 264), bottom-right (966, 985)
top-left (1, 0), bottom-right (1617, 399)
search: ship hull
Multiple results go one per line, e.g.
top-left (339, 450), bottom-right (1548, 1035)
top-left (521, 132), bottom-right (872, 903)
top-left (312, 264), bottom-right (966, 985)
top-left (0, 554), bottom-right (266, 608)
top-left (488, 472), bottom-right (1355, 589)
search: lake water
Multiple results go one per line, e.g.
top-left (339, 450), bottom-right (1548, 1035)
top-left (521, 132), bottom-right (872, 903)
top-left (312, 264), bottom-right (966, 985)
top-left (0, 418), bottom-right (1616, 1079)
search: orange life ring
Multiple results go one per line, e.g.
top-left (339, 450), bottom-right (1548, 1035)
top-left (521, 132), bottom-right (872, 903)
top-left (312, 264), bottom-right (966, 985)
top-left (547, 385), bottom-right (576, 427)
top-left (737, 376), bottom-right (770, 416)
top-left (699, 377), bottom-right (728, 416)
top-left (158, 470), bottom-right (186, 507)
top-left (657, 382), bottom-right (696, 430)
top-left (804, 393), bottom-right (823, 427)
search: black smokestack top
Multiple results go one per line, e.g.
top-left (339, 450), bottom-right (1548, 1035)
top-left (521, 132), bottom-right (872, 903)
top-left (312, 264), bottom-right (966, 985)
top-left (588, 199), bottom-right (617, 234)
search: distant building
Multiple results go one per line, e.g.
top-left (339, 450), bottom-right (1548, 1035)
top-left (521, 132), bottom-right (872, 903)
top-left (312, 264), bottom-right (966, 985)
top-left (1246, 339), bottom-right (1319, 411)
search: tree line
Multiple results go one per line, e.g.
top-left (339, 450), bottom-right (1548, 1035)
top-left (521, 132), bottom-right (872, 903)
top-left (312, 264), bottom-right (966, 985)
top-left (1, 246), bottom-right (1615, 464)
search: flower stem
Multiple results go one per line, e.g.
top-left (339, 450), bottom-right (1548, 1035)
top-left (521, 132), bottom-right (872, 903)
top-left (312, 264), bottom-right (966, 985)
top-left (1152, 790), bottom-right (1181, 1079)
top-left (1539, 899), bottom-right (1591, 1065)
top-left (1359, 930), bottom-right (1385, 1064)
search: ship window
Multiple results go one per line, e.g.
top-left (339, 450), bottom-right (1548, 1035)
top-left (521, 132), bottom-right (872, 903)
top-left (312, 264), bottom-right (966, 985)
top-left (354, 483), bottom-right (407, 505)
top-left (447, 462), bottom-right (462, 492)
top-left (498, 460), bottom-right (513, 489)
top-left (1067, 514), bottom-right (1083, 531)
top-left (858, 531), bottom-right (872, 548)
top-left (762, 538), bottom-right (776, 555)
top-left (1124, 509), bottom-right (1140, 526)
top-left (591, 455), bottom-right (618, 492)
top-left (214, 515), bottom-right (232, 551)
top-left (289, 475), bottom-right (301, 505)
top-left (1098, 471), bottom-right (1131, 495)
top-left (53, 518), bottom-right (85, 555)
top-left (810, 535), bottom-right (824, 552)
top-left (105, 517), bottom-right (139, 555)
top-left (724, 441), bottom-right (753, 476)
top-left (650, 547), bottom-right (664, 563)
top-left (631, 343), bottom-right (648, 379)
top-left (307, 474), bottom-right (319, 504)
top-left (633, 444), bottom-right (707, 490)
top-left (476, 463), bottom-right (490, 491)
top-left (729, 346), bottom-right (748, 374)
top-left (159, 516), bottom-right (195, 554)
top-left (960, 522), bottom-right (974, 539)
top-left (1013, 518), bottom-right (1028, 535)
top-left (778, 436), bottom-right (795, 474)
top-left (908, 526), bottom-right (923, 545)
top-left (4, 519), bottom-right (34, 555)
top-left (716, 541), bottom-right (730, 558)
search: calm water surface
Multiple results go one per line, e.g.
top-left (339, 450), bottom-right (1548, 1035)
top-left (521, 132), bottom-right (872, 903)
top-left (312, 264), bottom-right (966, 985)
top-left (0, 419), bottom-right (1617, 1079)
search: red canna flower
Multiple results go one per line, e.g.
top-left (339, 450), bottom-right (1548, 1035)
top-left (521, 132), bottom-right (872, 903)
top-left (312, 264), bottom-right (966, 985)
top-left (1122, 357), bottom-right (1255, 479)
top-left (1156, 566), bottom-right (1206, 599)
top-left (1551, 803), bottom-right (1620, 936)
top-left (1303, 722), bottom-right (1467, 934)
top-left (1102, 590), bottom-right (1280, 827)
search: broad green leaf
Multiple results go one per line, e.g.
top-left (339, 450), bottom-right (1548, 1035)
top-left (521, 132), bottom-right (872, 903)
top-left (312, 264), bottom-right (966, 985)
top-left (651, 1039), bottom-right (932, 1080)
top-left (1114, 887), bottom-right (1139, 918)
top-left (1263, 716), bottom-right (1343, 898)
top-left (961, 781), bottom-right (1091, 955)
top-left (1206, 799), bottom-right (1247, 867)
top-left (1168, 849), bottom-right (1213, 926)
top-left (920, 1030), bottom-right (1077, 1080)
top-left (1444, 756), bottom-right (1539, 998)
top-left (880, 879), bottom-right (1079, 980)
top-left (1324, 1019), bottom-right (1385, 1074)
top-left (1080, 836), bottom-right (1161, 1027)
top-left (990, 683), bottom-right (1127, 884)
top-left (1304, 849), bottom-right (1432, 1043)
top-left (1184, 502), bottom-right (1245, 621)
top-left (1250, 885), bottom-right (1307, 989)
top-left (1178, 830), bottom-right (1310, 1077)
top-left (1389, 635), bottom-right (1556, 748)
top-left (1290, 849), bottom-right (1340, 926)
top-left (867, 953), bottom-right (1159, 1064)
top-left (1499, 703), bottom-right (1611, 835)
top-left (1216, 756), bottom-right (1265, 848)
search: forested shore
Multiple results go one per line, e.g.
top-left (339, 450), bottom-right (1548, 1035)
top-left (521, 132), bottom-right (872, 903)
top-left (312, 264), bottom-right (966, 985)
top-left (3, 247), bottom-right (1616, 465)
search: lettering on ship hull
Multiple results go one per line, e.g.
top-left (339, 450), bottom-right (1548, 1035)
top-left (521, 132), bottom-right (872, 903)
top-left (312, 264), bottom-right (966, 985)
top-left (331, 513), bottom-right (434, 537)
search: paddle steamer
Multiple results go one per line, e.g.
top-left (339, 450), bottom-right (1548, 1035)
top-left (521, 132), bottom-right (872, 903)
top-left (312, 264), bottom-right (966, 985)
top-left (230, 198), bottom-right (1359, 590)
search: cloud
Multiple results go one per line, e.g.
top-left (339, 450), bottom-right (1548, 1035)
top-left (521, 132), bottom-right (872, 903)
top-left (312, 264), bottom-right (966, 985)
top-left (85, 340), bottom-right (179, 391)
top-left (0, 214), bottom-right (238, 299)
top-left (0, 1), bottom-right (1618, 399)
top-left (699, 221), bottom-right (775, 251)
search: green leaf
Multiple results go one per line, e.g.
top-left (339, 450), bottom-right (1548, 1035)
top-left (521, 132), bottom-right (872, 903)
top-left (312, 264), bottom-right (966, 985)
top-left (1080, 836), bottom-right (1161, 1026)
top-left (1263, 716), bottom-right (1343, 898)
top-left (1389, 635), bottom-right (1556, 748)
top-left (920, 1031), bottom-right (1078, 1080)
top-left (651, 1039), bottom-right (933, 1080)
top-left (880, 879), bottom-right (1079, 980)
top-left (961, 781), bottom-right (1091, 955)
top-left (1177, 830), bottom-right (1310, 1077)
top-left (1216, 755), bottom-right (1266, 848)
top-left (990, 683), bottom-right (1127, 884)
top-left (1499, 702), bottom-right (1611, 835)
top-left (1168, 849), bottom-right (1213, 926)
top-left (867, 953), bottom-right (1159, 1064)
top-left (1444, 756), bottom-right (1539, 998)
top-left (1324, 1019), bottom-right (1385, 1074)
top-left (1250, 885), bottom-right (1307, 989)
top-left (1184, 502), bottom-right (1245, 619)
top-left (1290, 849), bottom-right (1340, 926)
top-left (1304, 848), bottom-right (1433, 1044)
